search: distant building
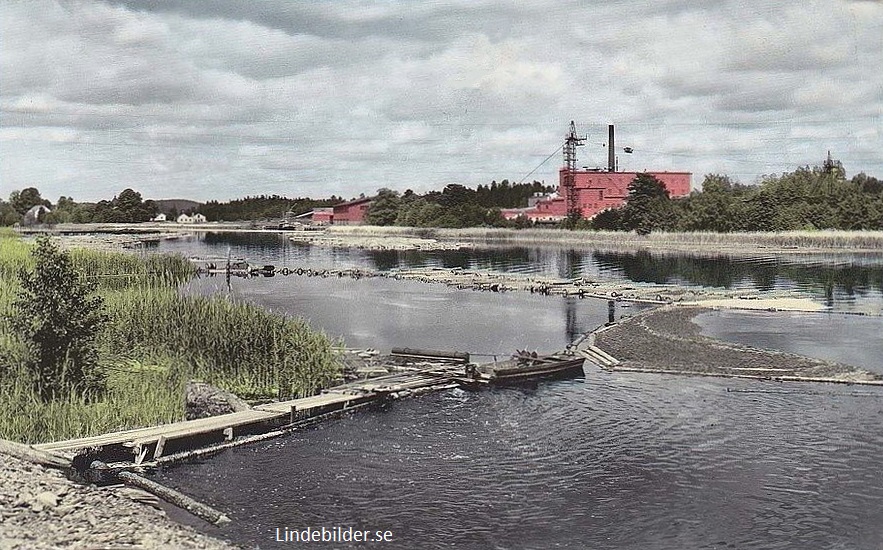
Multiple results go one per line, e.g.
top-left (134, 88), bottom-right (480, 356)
top-left (22, 205), bottom-right (51, 226)
top-left (151, 213), bottom-right (167, 222)
top-left (310, 208), bottom-right (334, 225)
top-left (503, 124), bottom-right (692, 222)
top-left (176, 212), bottom-right (207, 224)
top-left (502, 170), bottom-right (691, 222)
top-left (300, 197), bottom-right (373, 225)
top-left (331, 197), bottom-right (371, 225)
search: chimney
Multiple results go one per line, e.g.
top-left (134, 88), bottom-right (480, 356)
top-left (608, 124), bottom-right (615, 172)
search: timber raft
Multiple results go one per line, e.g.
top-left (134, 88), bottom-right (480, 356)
top-left (193, 260), bottom-right (837, 312)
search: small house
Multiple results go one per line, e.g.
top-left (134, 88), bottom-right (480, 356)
top-left (151, 213), bottom-right (167, 222)
top-left (22, 205), bottom-right (51, 226)
top-left (177, 213), bottom-right (194, 224)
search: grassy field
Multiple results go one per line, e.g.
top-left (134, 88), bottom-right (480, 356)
top-left (327, 225), bottom-right (883, 252)
top-left (0, 230), bottom-right (341, 443)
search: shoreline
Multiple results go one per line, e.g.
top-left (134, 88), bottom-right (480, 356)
top-left (16, 223), bottom-right (883, 255)
top-left (0, 451), bottom-right (236, 549)
top-left (325, 225), bottom-right (883, 256)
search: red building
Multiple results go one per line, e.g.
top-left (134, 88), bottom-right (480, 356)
top-left (306, 197), bottom-right (372, 225)
top-left (503, 124), bottom-right (691, 222)
top-left (502, 170), bottom-right (691, 222)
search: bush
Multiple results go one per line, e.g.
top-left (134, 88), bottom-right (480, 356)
top-left (9, 237), bottom-right (108, 400)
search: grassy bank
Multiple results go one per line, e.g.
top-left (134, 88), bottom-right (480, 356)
top-left (0, 231), bottom-right (341, 443)
top-left (327, 226), bottom-right (883, 253)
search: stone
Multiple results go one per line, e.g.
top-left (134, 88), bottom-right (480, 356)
top-left (184, 381), bottom-right (251, 420)
top-left (34, 491), bottom-right (59, 509)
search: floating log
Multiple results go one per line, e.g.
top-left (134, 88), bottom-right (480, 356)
top-left (390, 347), bottom-right (470, 363)
top-left (89, 461), bottom-right (231, 526)
top-left (0, 438), bottom-right (70, 470)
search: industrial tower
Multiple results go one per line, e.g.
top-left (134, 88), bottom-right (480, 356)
top-left (562, 121), bottom-right (585, 221)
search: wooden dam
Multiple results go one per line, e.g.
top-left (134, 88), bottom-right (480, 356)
top-left (32, 348), bottom-right (604, 471)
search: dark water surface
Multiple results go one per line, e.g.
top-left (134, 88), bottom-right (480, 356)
top-left (159, 374), bottom-right (883, 549)
top-left (152, 233), bottom-right (883, 549)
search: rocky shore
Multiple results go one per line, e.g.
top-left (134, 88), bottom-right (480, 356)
top-left (0, 451), bottom-right (235, 549)
top-left (593, 306), bottom-right (882, 383)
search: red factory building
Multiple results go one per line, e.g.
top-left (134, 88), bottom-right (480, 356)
top-left (307, 197), bottom-right (372, 225)
top-left (503, 124), bottom-right (691, 222)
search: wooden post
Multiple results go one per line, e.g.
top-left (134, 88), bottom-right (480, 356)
top-left (153, 436), bottom-right (167, 461)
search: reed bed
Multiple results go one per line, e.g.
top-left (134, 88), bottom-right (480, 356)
top-left (100, 288), bottom-right (341, 400)
top-left (0, 361), bottom-right (186, 444)
top-left (328, 226), bottom-right (883, 252)
top-left (0, 231), bottom-right (341, 443)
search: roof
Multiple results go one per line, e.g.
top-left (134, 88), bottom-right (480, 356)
top-left (333, 197), bottom-right (372, 208)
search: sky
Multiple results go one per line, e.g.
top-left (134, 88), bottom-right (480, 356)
top-left (1, 0), bottom-right (882, 203)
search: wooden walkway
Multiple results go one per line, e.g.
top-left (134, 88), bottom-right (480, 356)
top-left (33, 364), bottom-right (468, 465)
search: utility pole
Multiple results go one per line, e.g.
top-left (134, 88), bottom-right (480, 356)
top-left (563, 121), bottom-right (585, 225)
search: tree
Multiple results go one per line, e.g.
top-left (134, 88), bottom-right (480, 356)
top-left (590, 208), bottom-right (624, 230)
top-left (0, 200), bottom-right (19, 226)
top-left (678, 174), bottom-right (738, 232)
top-left (621, 173), bottom-right (675, 235)
top-left (9, 237), bottom-right (108, 400)
top-left (365, 188), bottom-right (401, 226)
top-left (10, 187), bottom-right (51, 216)
top-left (112, 188), bottom-right (154, 222)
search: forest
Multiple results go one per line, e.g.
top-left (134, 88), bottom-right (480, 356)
top-left (587, 166), bottom-right (883, 234)
top-left (3, 166), bottom-right (882, 233)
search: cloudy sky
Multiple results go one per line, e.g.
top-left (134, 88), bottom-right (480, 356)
top-left (2, 0), bottom-right (881, 202)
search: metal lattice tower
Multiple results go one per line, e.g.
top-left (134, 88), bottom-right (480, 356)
top-left (563, 121), bottom-right (585, 220)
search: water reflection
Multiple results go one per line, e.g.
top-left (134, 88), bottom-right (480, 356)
top-left (158, 232), bottom-right (883, 311)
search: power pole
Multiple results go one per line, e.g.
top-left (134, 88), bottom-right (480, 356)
top-left (563, 121), bottom-right (585, 224)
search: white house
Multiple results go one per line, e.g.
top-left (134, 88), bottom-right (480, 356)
top-left (176, 213), bottom-right (193, 224)
top-left (192, 213), bottom-right (207, 223)
top-left (23, 205), bottom-right (51, 226)
top-left (151, 213), bottom-right (167, 222)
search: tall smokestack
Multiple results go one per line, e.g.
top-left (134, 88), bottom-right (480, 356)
top-left (608, 124), bottom-right (615, 172)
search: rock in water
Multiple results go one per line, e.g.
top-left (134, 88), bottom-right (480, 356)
top-left (184, 381), bottom-right (250, 420)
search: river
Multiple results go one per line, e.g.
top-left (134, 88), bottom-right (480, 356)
top-left (151, 232), bottom-right (883, 549)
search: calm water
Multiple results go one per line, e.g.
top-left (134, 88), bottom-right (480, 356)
top-left (153, 233), bottom-right (883, 549)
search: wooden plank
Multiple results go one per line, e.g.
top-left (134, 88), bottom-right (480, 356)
top-left (35, 409), bottom-right (280, 453)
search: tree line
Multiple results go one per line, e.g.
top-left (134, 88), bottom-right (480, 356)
top-left (366, 180), bottom-right (553, 228)
top-left (5, 165), bottom-right (882, 231)
top-left (0, 188), bottom-right (160, 225)
top-left (200, 195), bottom-right (343, 221)
top-left (588, 165), bottom-right (883, 234)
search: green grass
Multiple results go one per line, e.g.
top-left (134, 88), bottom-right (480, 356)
top-left (0, 232), bottom-right (342, 444)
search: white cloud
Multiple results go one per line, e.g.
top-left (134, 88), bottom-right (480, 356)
top-left (1, 0), bottom-right (881, 202)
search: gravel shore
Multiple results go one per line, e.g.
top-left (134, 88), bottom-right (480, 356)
top-left (594, 306), bottom-right (882, 383)
top-left (0, 452), bottom-right (236, 549)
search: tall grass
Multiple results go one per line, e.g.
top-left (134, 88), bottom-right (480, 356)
top-left (0, 359), bottom-right (187, 443)
top-left (0, 231), bottom-right (341, 443)
top-left (100, 287), bottom-right (340, 400)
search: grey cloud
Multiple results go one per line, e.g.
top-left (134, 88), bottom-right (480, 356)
top-left (1, 0), bottom-right (881, 201)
